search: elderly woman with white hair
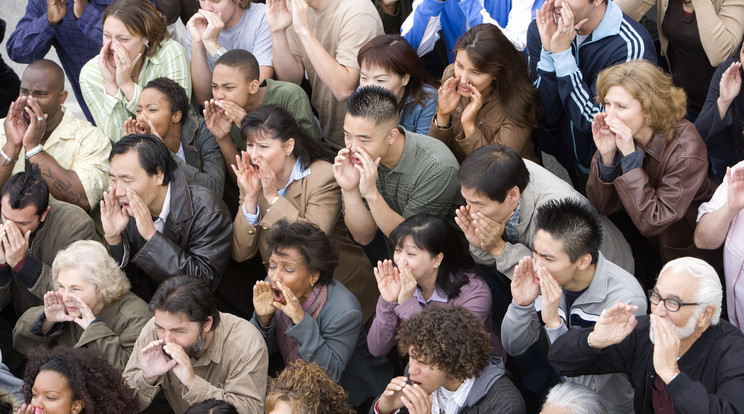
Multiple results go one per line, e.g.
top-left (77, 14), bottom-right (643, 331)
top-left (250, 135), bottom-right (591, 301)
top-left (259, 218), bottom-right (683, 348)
top-left (540, 382), bottom-right (608, 414)
top-left (12, 240), bottom-right (151, 371)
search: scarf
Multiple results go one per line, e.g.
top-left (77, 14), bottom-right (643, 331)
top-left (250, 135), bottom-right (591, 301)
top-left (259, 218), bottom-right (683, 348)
top-left (275, 284), bottom-right (328, 362)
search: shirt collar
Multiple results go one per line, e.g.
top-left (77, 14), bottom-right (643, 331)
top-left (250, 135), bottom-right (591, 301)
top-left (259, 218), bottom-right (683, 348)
top-left (153, 183), bottom-right (171, 233)
top-left (413, 286), bottom-right (449, 304)
top-left (278, 159), bottom-right (311, 196)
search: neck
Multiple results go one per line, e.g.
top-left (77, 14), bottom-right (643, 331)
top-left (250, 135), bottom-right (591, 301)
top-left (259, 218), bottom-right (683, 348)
top-left (164, 124), bottom-right (182, 155)
top-left (577, 2), bottom-right (607, 36)
top-left (443, 377), bottom-right (463, 392)
top-left (635, 127), bottom-right (655, 148)
top-left (563, 264), bottom-right (596, 292)
top-left (306, 0), bottom-right (328, 10)
top-left (276, 156), bottom-right (297, 190)
top-left (130, 58), bottom-right (145, 83)
top-left (244, 87), bottom-right (266, 113)
top-left (149, 185), bottom-right (168, 217)
top-left (418, 271), bottom-right (438, 301)
top-left (43, 106), bottom-right (65, 142)
top-left (194, 330), bottom-right (215, 360)
top-left (225, 7), bottom-right (244, 29)
top-left (380, 130), bottom-right (405, 169)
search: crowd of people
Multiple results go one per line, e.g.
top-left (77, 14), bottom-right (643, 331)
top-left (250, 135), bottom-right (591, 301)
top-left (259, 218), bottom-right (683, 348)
top-left (1, 0), bottom-right (744, 411)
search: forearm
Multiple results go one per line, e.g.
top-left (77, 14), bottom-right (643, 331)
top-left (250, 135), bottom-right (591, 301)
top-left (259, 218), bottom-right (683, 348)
top-left (190, 44), bottom-right (214, 103)
top-left (271, 30), bottom-right (304, 84)
top-left (366, 191), bottom-right (405, 238)
top-left (0, 143), bottom-right (20, 188)
top-left (342, 189), bottom-right (379, 245)
top-left (695, 207), bottom-right (738, 249)
top-left (29, 152), bottom-right (90, 211)
top-left (216, 136), bottom-right (239, 184)
top-left (295, 30), bottom-right (358, 101)
top-left (5, 4), bottom-right (55, 62)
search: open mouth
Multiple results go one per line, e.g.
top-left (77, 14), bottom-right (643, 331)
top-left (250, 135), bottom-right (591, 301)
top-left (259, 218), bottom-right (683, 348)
top-left (272, 286), bottom-right (284, 303)
top-left (407, 379), bottom-right (421, 386)
top-left (458, 84), bottom-right (472, 94)
top-left (138, 125), bottom-right (148, 134)
top-left (22, 110), bottom-right (31, 124)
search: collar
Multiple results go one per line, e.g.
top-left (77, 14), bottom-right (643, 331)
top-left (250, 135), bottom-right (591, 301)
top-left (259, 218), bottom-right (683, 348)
top-left (180, 114), bottom-right (199, 147)
top-left (145, 39), bottom-right (173, 67)
top-left (166, 168), bottom-right (195, 224)
top-left (643, 121), bottom-right (686, 162)
top-left (413, 285), bottom-right (449, 304)
top-left (43, 105), bottom-right (76, 147)
top-left (278, 159), bottom-right (311, 197)
top-left (589, 1), bottom-right (623, 42)
top-left (572, 252), bottom-right (611, 305)
top-left (153, 183), bottom-right (172, 232)
top-left (433, 377), bottom-right (475, 413)
top-left (192, 313), bottom-right (225, 367)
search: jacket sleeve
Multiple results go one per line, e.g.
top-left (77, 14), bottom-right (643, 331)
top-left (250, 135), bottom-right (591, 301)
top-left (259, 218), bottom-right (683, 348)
top-left (123, 322), bottom-right (162, 411)
top-left (250, 312), bottom-right (278, 355)
top-left (470, 243), bottom-right (533, 280)
top-left (367, 297), bottom-right (401, 357)
top-left (175, 121), bottom-right (225, 197)
top-left (460, 0), bottom-right (533, 50)
top-left (400, 0), bottom-right (444, 56)
top-left (500, 301), bottom-right (541, 355)
top-left (695, 62), bottom-right (735, 148)
top-left (586, 151), bottom-right (625, 216)
top-left (613, 0), bottom-right (655, 21)
top-left (695, 0), bottom-right (744, 67)
top-left (12, 307), bottom-right (52, 354)
top-left (232, 207), bottom-right (260, 262)
top-left (548, 327), bottom-right (635, 377)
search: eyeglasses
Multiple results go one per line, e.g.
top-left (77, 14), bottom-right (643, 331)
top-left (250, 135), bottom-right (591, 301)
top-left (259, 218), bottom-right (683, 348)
top-left (647, 289), bottom-right (699, 312)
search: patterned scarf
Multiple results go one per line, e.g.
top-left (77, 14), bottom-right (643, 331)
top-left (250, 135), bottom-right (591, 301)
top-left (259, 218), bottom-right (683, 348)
top-left (504, 199), bottom-right (522, 244)
top-left (275, 284), bottom-right (328, 363)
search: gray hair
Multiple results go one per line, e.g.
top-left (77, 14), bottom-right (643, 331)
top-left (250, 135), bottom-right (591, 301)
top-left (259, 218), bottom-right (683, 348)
top-left (52, 240), bottom-right (131, 304)
top-left (541, 382), bottom-right (608, 414)
top-left (658, 257), bottom-right (722, 325)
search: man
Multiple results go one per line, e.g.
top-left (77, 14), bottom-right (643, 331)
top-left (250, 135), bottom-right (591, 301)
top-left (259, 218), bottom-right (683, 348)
top-left (185, 0), bottom-right (272, 103)
top-left (549, 257), bottom-right (744, 413)
top-left (6, 0), bottom-right (114, 122)
top-left (101, 134), bottom-right (232, 301)
top-left (526, 0), bottom-right (655, 187)
top-left (203, 49), bottom-right (321, 184)
top-left (456, 144), bottom-right (634, 279)
top-left (266, 0), bottom-right (382, 148)
top-left (0, 60), bottom-right (111, 213)
top-left (501, 198), bottom-right (646, 412)
top-left (695, 162), bottom-right (744, 331)
top-left (0, 166), bottom-right (97, 318)
top-left (123, 275), bottom-right (268, 413)
top-left (333, 86), bottom-right (461, 259)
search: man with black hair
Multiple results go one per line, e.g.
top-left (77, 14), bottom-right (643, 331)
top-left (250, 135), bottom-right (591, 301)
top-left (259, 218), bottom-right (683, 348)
top-left (455, 144), bottom-right (634, 279)
top-left (101, 134), bottom-right (232, 301)
top-left (123, 275), bottom-right (268, 413)
top-left (501, 198), bottom-right (645, 412)
top-left (0, 166), bottom-right (97, 317)
top-left (333, 85), bottom-right (460, 260)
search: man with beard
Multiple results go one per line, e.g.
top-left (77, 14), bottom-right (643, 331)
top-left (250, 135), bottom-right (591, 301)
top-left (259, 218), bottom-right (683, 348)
top-left (549, 257), bottom-right (744, 413)
top-left (123, 275), bottom-right (269, 413)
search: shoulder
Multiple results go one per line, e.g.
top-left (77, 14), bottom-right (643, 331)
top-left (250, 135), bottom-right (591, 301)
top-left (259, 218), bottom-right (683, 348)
top-left (218, 313), bottom-right (266, 347)
top-left (322, 281), bottom-right (363, 315)
top-left (666, 120), bottom-right (708, 158)
top-left (47, 199), bottom-right (95, 226)
top-left (407, 131), bottom-right (459, 169)
top-left (601, 259), bottom-right (646, 301)
top-left (188, 183), bottom-right (231, 216)
top-left (307, 160), bottom-right (335, 178)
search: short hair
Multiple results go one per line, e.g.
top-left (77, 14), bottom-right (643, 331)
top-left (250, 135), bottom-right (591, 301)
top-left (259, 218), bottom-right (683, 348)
top-left (535, 199), bottom-right (604, 263)
top-left (26, 59), bottom-right (65, 91)
top-left (265, 360), bottom-right (354, 414)
top-left (52, 240), bottom-right (131, 304)
top-left (144, 77), bottom-right (189, 125)
top-left (215, 49), bottom-right (259, 83)
top-left (103, 0), bottom-right (167, 58)
top-left (596, 60), bottom-right (686, 141)
top-left (110, 133), bottom-right (178, 186)
top-left (458, 144), bottom-right (530, 202)
top-left (346, 85), bottom-right (399, 128)
top-left (542, 382), bottom-right (609, 414)
top-left (658, 257), bottom-right (722, 324)
top-left (241, 105), bottom-right (333, 170)
top-left (397, 305), bottom-right (491, 382)
top-left (266, 220), bottom-right (338, 286)
top-left (1, 164), bottom-right (49, 216)
top-left (232, 0), bottom-right (253, 8)
top-left (185, 399), bottom-right (238, 414)
top-left (22, 347), bottom-right (138, 414)
top-left (149, 276), bottom-right (221, 330)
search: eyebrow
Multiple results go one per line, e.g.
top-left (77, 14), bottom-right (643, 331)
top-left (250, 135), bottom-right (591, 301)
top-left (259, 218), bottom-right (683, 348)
top-left (342, 129), bottom-right (373, 139)
top-left (109, 172), bottom-right (135, 179)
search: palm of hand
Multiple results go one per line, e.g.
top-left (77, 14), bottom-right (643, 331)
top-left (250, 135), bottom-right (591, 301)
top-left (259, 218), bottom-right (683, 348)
top-left (378, 275), bottom-right (401, 303)
top-left (438, 89), bottom-right (460, 115)
top-left (253, 289), bottom-right (275, 316)
top-left (45, 302), bottom-right (69, 323)
top-left (103, 208), bottom-right (129, 235)
top-left (335, 163), bottom-right (360, 191)
top-left (143, 349), bottom-right (175, 377)
top-left (266, 1), bottom-right (292, 30)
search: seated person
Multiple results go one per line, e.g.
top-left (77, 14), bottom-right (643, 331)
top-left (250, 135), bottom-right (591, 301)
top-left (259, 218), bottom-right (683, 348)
top-left (185, 0), bottom-right (272, 103)
top-left (102, 134), bottom-right (232, 301)
top-left (80, 0), bottom-right (191, 142)
top-left (18, 347), bottom-right (138, 414)
top-left (540, 382), bottom-right (609, 414)
top-left (231, 106), bottom-right (378, 322)
top-left (358, 34), bottom-right (437, 135)
top-left (695, 42), bottom-right (744, 183)
top-left (0, 167), bottom-right (97, 318)
top-left (1, 59), bottom-right (111, 212)
top-left (549, 257), bottom-right (744, 413)
top-left (501, 199), bottom-right (646, 412)
top-left (368, 214), bottom-right (507, 362)
top-left (203, 50), bottom-right (321, 184)
top-left (124, 276), bottom-right (268, 413)
top-left (429, 24), bottom-right (542, 163)
top-left (334, 86), bottom-right (461, 261)
top-left (266, 0), bottom-right (382, 148)
top-left (13, 240), bottom-right (151, 371)
top-left (250, 220), bottom-right (391, 409)
top-left (455, 144), bottom-right (633, 279)
top-left (372, 305), bottom-right (525, 413)
top-left (587, 61), bottom-right (720, 272)
top-left (265, 360), bottom-right (355, 414)
top-left (124, 77), bottom-right (225, 196)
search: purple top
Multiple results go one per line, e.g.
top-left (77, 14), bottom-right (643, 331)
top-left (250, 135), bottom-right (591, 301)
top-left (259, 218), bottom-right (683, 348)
top-left (367, 273), bottom-right (507, 360)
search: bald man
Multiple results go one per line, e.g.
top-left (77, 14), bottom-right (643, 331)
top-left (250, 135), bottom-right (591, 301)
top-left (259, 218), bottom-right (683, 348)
top-left (0, 59), bottom-right (110, 212)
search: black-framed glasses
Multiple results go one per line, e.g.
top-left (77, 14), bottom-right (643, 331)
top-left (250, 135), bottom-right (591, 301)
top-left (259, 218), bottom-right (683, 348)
top-left (647, 289), bottom-right (699, 312)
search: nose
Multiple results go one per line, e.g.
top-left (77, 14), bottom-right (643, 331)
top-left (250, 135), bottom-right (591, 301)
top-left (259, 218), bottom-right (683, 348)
top-left (114, 181), bottom-right (127, 198)
top-left (651, 301), bottom-right (667, 317)
top-left (213, 88), bottom-right (225, 101)
top-left (533, 254), bottom-right (544, 268)
top-left (408, 359), bottom-right (419, 374)
top-left (249, 145), bottom-right (260, 161)
top-left (137, 111), bottom-right (147, 124)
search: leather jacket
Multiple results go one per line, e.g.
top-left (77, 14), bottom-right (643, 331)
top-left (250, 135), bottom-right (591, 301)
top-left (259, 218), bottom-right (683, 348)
top-left (108, 168), bottom-right (232, 301)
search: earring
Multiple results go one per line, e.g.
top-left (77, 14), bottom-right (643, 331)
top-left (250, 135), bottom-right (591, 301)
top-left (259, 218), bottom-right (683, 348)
top-left (286, 152), bottom-right (291, 156)
top-left (311, 282), bottom-right (315, 287)
top-left (434, 264), bottom-right (439, 269)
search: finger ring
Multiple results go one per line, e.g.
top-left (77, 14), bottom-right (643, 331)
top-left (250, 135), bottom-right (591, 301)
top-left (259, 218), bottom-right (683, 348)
top-left (541, 19), bottom-right (546, 23)
top-left (662, 334), bottom-right (667, 339)
top-left (291, 297), bottom-right (298, 302)
top-left (36, 117), bottom-right (44, 122)
top-left (562, 28), bottom-right (569, 34)
top-left (121, 60), bottom-right (127, 65)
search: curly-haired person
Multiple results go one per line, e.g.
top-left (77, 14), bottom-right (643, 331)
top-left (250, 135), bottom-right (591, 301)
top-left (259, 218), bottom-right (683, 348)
top-left (17, 346), bottom-right (138, 414)
top-left (265, 360), bottom-right (354, 414)
top-left (371, 305), bottom-right (525, 414)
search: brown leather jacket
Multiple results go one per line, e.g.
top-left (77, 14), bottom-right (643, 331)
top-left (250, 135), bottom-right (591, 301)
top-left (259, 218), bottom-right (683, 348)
top-left (587, 120), bottom-right (721, 265)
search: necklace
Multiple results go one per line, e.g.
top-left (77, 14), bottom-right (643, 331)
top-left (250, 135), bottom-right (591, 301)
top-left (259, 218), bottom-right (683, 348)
top-left (435, 389), bottom-right (446, 414)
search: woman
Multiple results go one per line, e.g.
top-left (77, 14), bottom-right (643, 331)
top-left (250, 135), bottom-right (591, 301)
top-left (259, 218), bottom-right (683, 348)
top-left (250, 221), bottom-right (392, 409)
top-left (373, 305), bottom-right (525, 414)
top-left (16, 347), bottom-right (138, 414)
top-left (358, 34), bottom-right (438, 135)
top-left (586, 60), bottom-right (719, 269)
top-left (615, 0), bottom-right (744, 116)
top-left (123, 77), bottom-right (225, 195)
top-left (429, 24), bottom-right (541, 163)
top-left (265, 360), bottom-right (354, 414)
top-left (13, 240), bottom-right (151, 372)
top-left (80, 0), bottom-right (191, 142)
top-left (232, 105), bottom-right (378, 322)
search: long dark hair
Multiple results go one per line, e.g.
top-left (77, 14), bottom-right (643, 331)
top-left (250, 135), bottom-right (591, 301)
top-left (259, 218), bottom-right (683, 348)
top-left (389, 214), bottom-right (477, 299)
top-left (357, 34), bottom-right (436, 113)
top-left (241, 106), bottom-right (333, 169)
top-left (453, 24), bottom-right (542, 129)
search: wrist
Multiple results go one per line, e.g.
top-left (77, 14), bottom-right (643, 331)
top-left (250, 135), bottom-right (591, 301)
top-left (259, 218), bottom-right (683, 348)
top-left (435, 112), bottom-right (452, 128)
top-left (105, 234), bottom-right (123, 246)
top-left (487, 240), bottom-right (507, 257)
top-left (544, 317), bottom-right (561, 329)
top-left (660, 369), bottom-right (680, 385)
top-left (3, 143), bottom-right (21, 159)
top-left (587, 331), bottom-right (607, 350)
top-left (143, 373), bottom-right (159, 386)
top-left (203, 40), bottom-right (221, 56)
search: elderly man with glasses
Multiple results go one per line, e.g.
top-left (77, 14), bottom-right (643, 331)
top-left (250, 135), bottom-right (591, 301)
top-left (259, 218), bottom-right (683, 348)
top-left (548, 256), bottom-right (744, 414)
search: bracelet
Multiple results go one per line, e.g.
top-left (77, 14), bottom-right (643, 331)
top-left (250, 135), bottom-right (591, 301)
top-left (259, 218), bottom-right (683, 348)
top-left (433, 113), bottom-right (451, 129)
top-left (587, 332), bottom-right (599, 350)
top-left (25, 144), bottom-right (44, 160)
top-left (212, 46), bottom-right (227, 63)
top-left (265, 196), bottom-right (280, 213)
top-left (0, 149), bottom-right (17, 163)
